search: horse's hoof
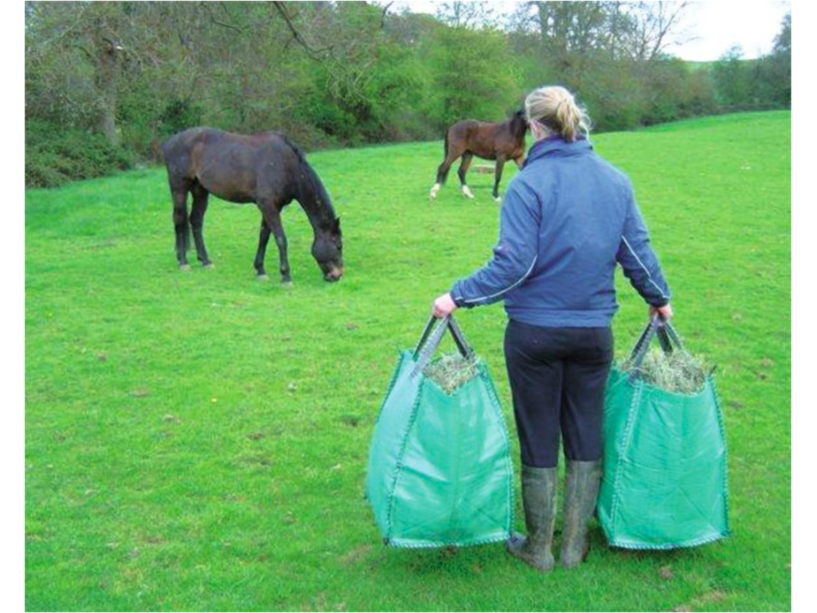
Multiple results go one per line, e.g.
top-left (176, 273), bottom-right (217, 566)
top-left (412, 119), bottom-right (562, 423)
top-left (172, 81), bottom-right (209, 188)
top-left (494, 196), bottom-right (503, 204)
top-left (203, 263), bottom-right (215, 270)
top-left (282, 280), bottom-right (294, 289)
top-left (179, 264), bottom-right (192, 272)
top-left (462, 187), bottom-right (475, 199)
top-left (429, 183), bottom-right (441, 199)
top-left (257, 274), bottom-right (270, 282)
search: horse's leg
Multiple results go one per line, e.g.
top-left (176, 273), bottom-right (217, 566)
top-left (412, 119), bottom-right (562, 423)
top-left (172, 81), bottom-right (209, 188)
top-left (253, 219), bottom-right (272, 281)
top-left (493, 157), bottom-right (507, 202)
top-left (189, 181), bottom-right (213, 268)
top-left (430, 143), bottom-right (463, 199)
top-left (514, 155), bottom-right (525, 169)
top-left (256, 201), bottom-right (291, 285)
top-left (170, 182), bottom-right (191, 271)
top-left (431, 158), bottom-right (453, 199)
top-left (458, 152), bottom-right (475, 199)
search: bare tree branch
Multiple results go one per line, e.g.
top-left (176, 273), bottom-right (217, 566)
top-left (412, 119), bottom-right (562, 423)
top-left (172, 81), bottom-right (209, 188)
top-left (380, 1), bottom-right (395, 29)
top-left (35, 3), bottom-right (91, 50)
top-left (271, 1), bottom-right (333, 61)
top-left (630, 1), bottom-right (694, 61)
top-left (201, 1), bottom-right (244, 34)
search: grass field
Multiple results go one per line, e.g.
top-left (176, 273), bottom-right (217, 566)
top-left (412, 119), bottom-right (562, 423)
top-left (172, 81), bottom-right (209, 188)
top-left (25, 112), bottom-right (791, 611)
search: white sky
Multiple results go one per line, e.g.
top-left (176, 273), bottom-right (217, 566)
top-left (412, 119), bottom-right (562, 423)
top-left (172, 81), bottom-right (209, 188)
top-left (392, 0), bottom-right (792, 61)
top-left (676, 1), bottom-right (791, 60)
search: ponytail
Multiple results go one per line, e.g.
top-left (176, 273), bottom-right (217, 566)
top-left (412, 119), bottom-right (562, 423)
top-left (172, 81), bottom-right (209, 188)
top-left (525, 86), bottom-right (591, 142)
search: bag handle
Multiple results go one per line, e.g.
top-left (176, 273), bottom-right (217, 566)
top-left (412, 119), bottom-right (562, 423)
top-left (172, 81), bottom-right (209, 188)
top-left (411, 315), bottom-right (474, 378)
top-left (660, 319), bottom-right (684, 351)
top-left (629, 315), bottom-right (685, 372)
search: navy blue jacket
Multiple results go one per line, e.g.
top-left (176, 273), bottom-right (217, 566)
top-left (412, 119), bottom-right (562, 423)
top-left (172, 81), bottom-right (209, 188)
top-left (450, 137), bottom-right (671, 327)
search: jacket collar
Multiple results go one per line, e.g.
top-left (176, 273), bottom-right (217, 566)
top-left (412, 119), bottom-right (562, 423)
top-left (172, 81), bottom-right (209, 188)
top-left (524, 136), bottom-right (593, 168)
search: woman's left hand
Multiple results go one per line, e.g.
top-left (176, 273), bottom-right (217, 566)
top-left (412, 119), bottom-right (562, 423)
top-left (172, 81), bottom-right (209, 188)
top-left (432, 293), bottom-right (458, 319)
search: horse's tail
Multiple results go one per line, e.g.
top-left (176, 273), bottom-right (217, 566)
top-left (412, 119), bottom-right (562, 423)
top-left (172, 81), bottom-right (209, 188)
top-left (436, 131), bottom-right (451, 185)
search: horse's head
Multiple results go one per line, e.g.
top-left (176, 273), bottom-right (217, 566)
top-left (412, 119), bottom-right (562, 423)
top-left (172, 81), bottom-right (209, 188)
top-left (312, 217), bottom-right (344, 282)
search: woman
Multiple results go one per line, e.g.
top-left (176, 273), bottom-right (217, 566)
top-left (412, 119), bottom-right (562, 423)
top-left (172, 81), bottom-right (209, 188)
top-left (432, 85), bottom-right (673, 572)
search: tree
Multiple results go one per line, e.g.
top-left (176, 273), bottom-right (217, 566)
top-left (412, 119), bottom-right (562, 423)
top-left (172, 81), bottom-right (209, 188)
top-left (523, 1), bottom-right (616, 57)
top-left (764, 12), bottom-right (791, 106)
top-left (623, 1), bottom-right (694, 61)
top-left (435, 1), bottom-right (498, 29)
top-left (26, 2), bottom-right (212, 147)
top-left (713, 46), bottom-right (752, 108)
top-left (271, 1), bottom-right (424, 142)
top-left (25, 2), bottom-right (153, 146)
top-left (428, 25), bottom-right (521, 128)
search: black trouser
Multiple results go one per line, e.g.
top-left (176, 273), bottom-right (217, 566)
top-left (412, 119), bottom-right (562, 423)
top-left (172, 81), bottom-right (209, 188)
top-left (504, 320), bottom-right (614, 469)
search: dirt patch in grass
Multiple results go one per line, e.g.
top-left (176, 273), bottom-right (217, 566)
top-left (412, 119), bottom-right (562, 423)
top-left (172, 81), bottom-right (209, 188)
top-left (340, 544), bottom-right (373, 566)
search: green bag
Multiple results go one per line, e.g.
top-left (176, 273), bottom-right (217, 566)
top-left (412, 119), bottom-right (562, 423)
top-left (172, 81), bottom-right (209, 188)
top-left (366, 316), bottom-right (514, 548)
top-left (598, 318), bottom-right (731, 550)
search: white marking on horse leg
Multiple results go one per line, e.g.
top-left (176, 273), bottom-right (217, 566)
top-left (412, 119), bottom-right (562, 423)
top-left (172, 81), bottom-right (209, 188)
top-left (179, 264), bottom-right (192, 272)
top-left (494, 195), bottom-right (503, 204)
top-left (429, 183), bottom-right (441, 199)
top-left (462, 185), bottom-right (475, 199)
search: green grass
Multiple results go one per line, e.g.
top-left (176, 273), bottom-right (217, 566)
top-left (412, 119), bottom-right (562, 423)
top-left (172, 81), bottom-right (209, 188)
top-left (26, 111), bottom-right (791, 611)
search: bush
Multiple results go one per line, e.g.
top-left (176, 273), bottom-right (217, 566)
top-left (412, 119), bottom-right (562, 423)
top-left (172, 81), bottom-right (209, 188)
top-left (26, 121), bottom-right (133, 188)
top-left (426, 26), bottom-right (522, 130)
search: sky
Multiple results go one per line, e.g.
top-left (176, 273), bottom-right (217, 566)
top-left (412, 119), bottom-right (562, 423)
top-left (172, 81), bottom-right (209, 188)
top-left (674, 1), bottom-right (791, 61)
top-left (393, 0), bottom-right (792, 62)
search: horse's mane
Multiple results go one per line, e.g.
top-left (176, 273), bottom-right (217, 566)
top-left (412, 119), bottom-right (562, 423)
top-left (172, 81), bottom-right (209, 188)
top-left (508, 109), bottom-right (528, 138)
top-left (274, 132), bottom-right (338, 223)
top-left (273, 131), bottom-right (307, 165)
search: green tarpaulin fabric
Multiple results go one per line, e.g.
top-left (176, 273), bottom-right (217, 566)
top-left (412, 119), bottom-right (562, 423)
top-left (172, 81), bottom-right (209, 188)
top-left (365, 317), bottom-right (514, 548)
top-left (598, 320), bottom-right (731, 550)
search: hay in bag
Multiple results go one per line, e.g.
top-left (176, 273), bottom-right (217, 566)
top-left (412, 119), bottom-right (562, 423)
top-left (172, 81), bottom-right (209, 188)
top-left (365, 316), bottom-right (514, 548)
top-left (598, 318), bottom-right (731, 550)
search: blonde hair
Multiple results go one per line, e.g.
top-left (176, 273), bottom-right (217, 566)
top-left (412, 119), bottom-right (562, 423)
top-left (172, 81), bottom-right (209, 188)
top-left (524, 86), bottom-right (591, 142)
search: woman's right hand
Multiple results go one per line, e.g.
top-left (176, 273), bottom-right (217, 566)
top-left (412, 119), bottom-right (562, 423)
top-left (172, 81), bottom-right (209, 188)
top-left (432, 293), bottom-right (459, 319)
top-left (650, 303), bottom-right (673, 321)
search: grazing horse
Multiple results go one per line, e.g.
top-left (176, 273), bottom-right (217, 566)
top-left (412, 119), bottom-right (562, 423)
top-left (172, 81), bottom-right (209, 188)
top-left (430, 110), bottom-right (528, 202)
top-left (162, 128), bottom-right (343, 284)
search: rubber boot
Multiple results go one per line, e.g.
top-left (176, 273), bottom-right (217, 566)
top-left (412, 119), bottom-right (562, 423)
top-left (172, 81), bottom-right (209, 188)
top-left (560, 460), bottom-right (602, 569)
top-left (505, 465), bottom-right (558, 572)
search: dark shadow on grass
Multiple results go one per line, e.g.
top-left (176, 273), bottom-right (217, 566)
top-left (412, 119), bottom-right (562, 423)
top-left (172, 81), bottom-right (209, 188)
top-left (380, 542), bottom-right (507, 577)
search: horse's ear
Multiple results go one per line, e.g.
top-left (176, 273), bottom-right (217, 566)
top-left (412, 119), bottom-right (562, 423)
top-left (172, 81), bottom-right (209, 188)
top-left (333, 217), bottom-right (341, 232)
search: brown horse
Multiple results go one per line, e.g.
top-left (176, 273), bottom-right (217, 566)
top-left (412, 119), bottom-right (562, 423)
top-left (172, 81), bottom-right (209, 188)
top-left (429, 110), bottom-right (527, 202)
top-left (162, 128), bottom-right (343, 285)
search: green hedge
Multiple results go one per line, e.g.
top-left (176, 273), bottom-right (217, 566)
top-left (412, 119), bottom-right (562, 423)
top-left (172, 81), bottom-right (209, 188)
top-left (26, 121), bottom-right (134, 188)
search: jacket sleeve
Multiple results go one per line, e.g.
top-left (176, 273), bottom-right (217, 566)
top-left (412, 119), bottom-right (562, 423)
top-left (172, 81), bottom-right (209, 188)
top-left (450, 183), bottom-right (540, 308)
top-left (616, 184), bottom-right (671, 307)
